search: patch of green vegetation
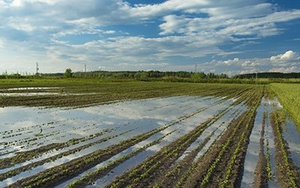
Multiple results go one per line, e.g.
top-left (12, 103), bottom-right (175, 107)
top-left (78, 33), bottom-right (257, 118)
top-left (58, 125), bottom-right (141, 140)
top-left (270, 83), bottom-right (300, 129)
top-left (271, 110), bottom-right (298, 187)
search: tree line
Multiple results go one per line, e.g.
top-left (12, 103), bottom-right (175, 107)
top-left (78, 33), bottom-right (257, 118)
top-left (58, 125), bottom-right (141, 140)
top-left (234, 72), bottom-right (300, 79)
top-left (72, 70), bottom-right (229, 80)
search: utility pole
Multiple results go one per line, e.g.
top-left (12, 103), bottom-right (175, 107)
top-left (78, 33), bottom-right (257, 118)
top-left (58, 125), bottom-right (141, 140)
top-left (255, 65), bottom-right (258, 80)
top-left (36, 62), bottom-right (39, 76)
top-left (195, 64), bottom-right (198, 73)
top-left (84, 63), bottom-right (87, 77)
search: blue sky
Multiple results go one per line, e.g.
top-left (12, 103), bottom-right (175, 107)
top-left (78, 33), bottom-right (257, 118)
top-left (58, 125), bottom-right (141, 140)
top-left (0, 0), bottom-right (300, 75)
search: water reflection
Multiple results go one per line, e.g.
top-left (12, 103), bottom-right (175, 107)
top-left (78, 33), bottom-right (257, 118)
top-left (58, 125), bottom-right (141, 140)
top-left (1, 96), bottom-right (226, 187)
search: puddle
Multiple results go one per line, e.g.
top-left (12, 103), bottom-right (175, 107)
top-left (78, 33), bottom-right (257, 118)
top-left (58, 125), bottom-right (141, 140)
top-left (0, 96), bottom-right (231, 187)
top-left (280, 116), bottom-right (300, 171)
top-left (57, 97), bottom-right (233, 188)
top-left (1, 87), bottom-right (60, 91)
top-left (1, 96), bottom-right (296, 187)
top-left (268, 97), bottom-right (300, 172)
top-left (264, 107), bottom-right (278, 187)
top-left (194, 102), bottom-right (246, 160)
top-left (241, 97), bottom-right (265, 187)
top-left (175, 102), bottom-right (247, 163)
top-left (0, 93), bottom-right (96, 97)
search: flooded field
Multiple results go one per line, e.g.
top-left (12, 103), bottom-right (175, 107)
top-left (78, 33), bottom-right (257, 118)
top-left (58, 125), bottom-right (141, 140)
top-left (0, 87), bottom-right (299, 187)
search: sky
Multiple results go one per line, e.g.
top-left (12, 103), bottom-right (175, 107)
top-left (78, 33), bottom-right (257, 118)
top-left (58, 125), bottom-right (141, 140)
top-left (0, 0), bottom-right (300, 75)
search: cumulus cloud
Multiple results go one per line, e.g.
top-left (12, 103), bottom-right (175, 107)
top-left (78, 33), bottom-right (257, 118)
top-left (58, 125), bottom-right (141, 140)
top-left (206, 50), bottom-right (300, 75)
top-left (270, 50), bottom-right (299, 63)
top-left (269, 66), bottom-right (298, 73)
top-left (0, 0), bottom-right (300, 73)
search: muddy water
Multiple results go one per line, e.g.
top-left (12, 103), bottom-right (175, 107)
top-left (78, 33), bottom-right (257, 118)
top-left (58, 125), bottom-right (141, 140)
top-left (0, 96), bottom-right (227, 187)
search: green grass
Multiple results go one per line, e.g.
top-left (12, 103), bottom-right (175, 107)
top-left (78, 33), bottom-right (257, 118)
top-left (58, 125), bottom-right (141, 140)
top-left (270, 83), bottom-right (300, 129)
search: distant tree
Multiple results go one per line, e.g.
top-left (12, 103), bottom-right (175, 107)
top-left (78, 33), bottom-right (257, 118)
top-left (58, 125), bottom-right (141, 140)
top-left (207, 72), bottom-right (216, 79)
top-left (191, 72), bottom-right (206, 82)
top-left (64, 68), bottom-right (73, 78)
top-left (218, 73), bottom-right (229, 79)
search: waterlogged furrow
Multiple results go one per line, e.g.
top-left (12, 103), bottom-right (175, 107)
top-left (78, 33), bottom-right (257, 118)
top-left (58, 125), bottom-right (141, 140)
top-left (280, 116), bottom-right (300, 170)
top-left (1, 121), bottom-right (104, 158)
top-left (106, 103), bottom-right (233, 188)
top-left (179, 87), bottom-right (263, 188)
top-left (155, 102), bottom-right (247, 188)
top-left (0, 96), bottom-right (217, 165)
top-left (184, 102), bottom-right (247, 162)
top-left (6, 125), bottom-right (173, 188)
top-left (193, 102), bottom-right (246, 161)
top-left (271, 110), bottom-right (300, 187)
top-left (0, 129), bottom-right (113, 170)
top-left (162, 88), bottom-right (255, 188)
top-left (61, 96), bottom-right (230, 187)
top-left (0, 92), bottom-right (259, 188)
top-left (5, 97), bottom-right (225, 188)
top-left (83, 106), bottom-right (224, 188)
top-left (217, 89), bottom-right (263, 188)
top-left (1, 96), bottom-right (217, 144)
top-left (252, 112), bottom-right (268, 188)
top-left (63, 129), bottom-right (179, 188)
top-left (157, 122), bottom-right (228, 188)
top-left (0, 130), bottom-right (134, 185)
top-left (264, 104), bottom-right (278, 187)
top-left (146, 96), bottom-right (211, 112)
top-left (240, 97), bottom-right (265, 187)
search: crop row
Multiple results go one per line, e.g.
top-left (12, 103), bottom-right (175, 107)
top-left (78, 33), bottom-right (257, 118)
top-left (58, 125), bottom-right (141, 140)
top-left (220, 88), bottom-right (263, 187)
top-left (0, 81), bottom-right (254, 108)
top-left (5, 97), bottom-right (226, 186)
top-left (176, 86), bottom-right (263, 187)
top-left (156, 119), bottom-right (230, 188)
top-left (65, 129), bottom-right (178, 188)
top-left (0, 129), bottom-right (113, 169)
top-left (253, 111), bottom-right (268, 187)
top-left (0, 129), bottom-right (130, 181)
top-left (156, 86), bottom-right (258, 188)
top-left (106, 103), bottom-right (236, 188)
top-left (270, 110), bottom-right (300, 187)
top-left (6, 122), bottom-right (183, 188)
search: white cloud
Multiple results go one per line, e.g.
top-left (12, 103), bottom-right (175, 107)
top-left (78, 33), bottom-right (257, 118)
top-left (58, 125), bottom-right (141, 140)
top-left (270, 50), bottom-right (298, 63)
top-left (0, 0), bottom-right (300, 73)
top-left (218, 58), bottom-right (240, 66)
top-left (159, 9), bottom-right (300, 38)
top-left (206, 50), bottom-right (300, 75)
top-left (269, 66), bottom-right (298, 73)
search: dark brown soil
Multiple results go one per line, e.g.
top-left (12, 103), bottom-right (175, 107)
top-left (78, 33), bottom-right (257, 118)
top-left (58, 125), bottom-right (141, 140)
top-left (182, 111), bottom-right (250, 188)
top-left (106, 108), bottom-right (230, 188)
top-left (156, 136), bottom-right (211, 188)
top-left (253, 112), bottom-right (268, 188)
top-left (181, 88), bottom-right (263, 188)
